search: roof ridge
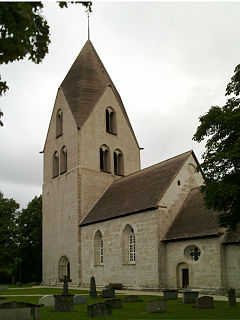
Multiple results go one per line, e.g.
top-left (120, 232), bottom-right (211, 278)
top-left (111, 150), bottom-right (193, 184)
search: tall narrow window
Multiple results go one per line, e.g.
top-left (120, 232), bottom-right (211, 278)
top-left (114, 149), bottom-right (124, 176)
top-left (56, 109), bottom-right (63, 137)
top-left (100, 145), bottom-right (111, 173)
top-left (60, 146), bottom-right (67, 174)
top-left (129, 231), bottom-right (136, 263)
top-left (58, 256), bottom-right (70, 281)
top-left (53, 151), bottom-right (59, 178)
top-left (106, 107), bottom-right (116, 134)
top-left (94, 230), bottom-right (104, 265)
top-left (100, 237), bottom-right (104, 265)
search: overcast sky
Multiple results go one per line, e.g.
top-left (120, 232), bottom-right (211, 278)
top-left (1, 1), bottom-right (240, 208)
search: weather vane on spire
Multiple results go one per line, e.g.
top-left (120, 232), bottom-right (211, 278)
top-left (86, 9), bottom-right (90, 40)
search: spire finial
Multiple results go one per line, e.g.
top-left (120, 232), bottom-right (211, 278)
top-left (87, 10), bottom-right (90, 40)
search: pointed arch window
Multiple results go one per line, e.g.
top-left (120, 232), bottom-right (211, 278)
top-left (100, 145), bottom-right (111, 173)
top-left (106, 107), bottom-right (116, 134)
top-left (53, 151), bottom-right (59, 178)
top-left (56, 109), bottom-right (63, 137)
top-left (60, 146), bottom-right (67, 174)
top-left (94, 230), bottom-right (104, 266)
top-left (114, 149), bottom-right (124, 176)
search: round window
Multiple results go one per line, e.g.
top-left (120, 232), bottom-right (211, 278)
top-left (184, 245), bottom-right (201, 261)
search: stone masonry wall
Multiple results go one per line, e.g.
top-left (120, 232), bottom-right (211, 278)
top-left (81, 210), bottom-right (160, 289)
top-left (42, 89), bottom-right (80, 284)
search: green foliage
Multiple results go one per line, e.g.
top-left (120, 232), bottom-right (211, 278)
top-left (193, 65), bottom-right (240, 230)
top-left (17, 195), bottom-right (42, 282)
top-left (0, 1), bottom-right (92, 125)
top-left (0, 192), bottom-right (19, 269)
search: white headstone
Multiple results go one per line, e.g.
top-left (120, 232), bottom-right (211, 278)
top-left (39, 295), bottom-right (55, 306)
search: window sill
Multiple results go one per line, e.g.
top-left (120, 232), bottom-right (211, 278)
top-left (56, 133), bottom-right (63, 139)
top-left (94, 264), bottom-right (104, 267)
top-left (52, 174), bottom-right (59, 179)
top-left (60, 170), bottom-right (67, 175)
top-left (122, 263), bottom-right (136, 265)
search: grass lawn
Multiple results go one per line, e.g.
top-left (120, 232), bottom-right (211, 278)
top-left (1, 289), bottom-right (240, 319)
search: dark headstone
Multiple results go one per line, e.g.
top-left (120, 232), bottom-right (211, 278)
top-left (163, 290), bottom-right (178, 300)
top-left (105, 299), bottom-right (123, 309)
top-left (228, 288), bottom-right (237, 307)
top-left (87, 302), bottom-right (112, 317)
top-left (73, 295), bottom-right (87, 305)
top-left (182, 291), bottom-right (199, 303)
top-left (53, 294), bottom-right (74, 312)
top-left (60, 275), bottom-right (71, 295)
top-left (102, 288), bottom-right (115, 298)
top-left (146, 299), bottom-right (166, 313)
top-left (90, 276), bottom-right (97, 299)
top-left (0, 301), bottom-right (43, 320)
top-left (123, 295), bottom-right (143, 303)
top-left (196, 296), bottom-right (214, 309)
top-left (108, 283), bottom-right (123, 290)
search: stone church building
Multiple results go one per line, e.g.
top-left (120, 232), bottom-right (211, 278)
top-left (42, 40), bottom-right (240, 293)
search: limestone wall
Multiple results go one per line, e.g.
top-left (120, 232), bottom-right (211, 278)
top-left (225, 244), bottom-right (240, 291)
top-left (165, 238), bottom-right (224, 291)
top-left (158, 153), bottom-right (204, 238)
top-left (78, 87), bottom-right (140, 176)
top-left (42, 89), bottom-right (80, 284)
top-left (81, 210), bottom-right (160, 289)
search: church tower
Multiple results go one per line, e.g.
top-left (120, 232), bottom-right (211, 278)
top-left (42, 40), bottom-right (140, 285)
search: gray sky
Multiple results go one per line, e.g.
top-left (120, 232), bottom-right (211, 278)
top-left (1, 1), bottom-right (240, 208)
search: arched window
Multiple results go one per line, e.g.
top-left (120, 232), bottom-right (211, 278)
top-left (100, 145), bottom-right (111, 173)
top-left (60, 146), bottom-right (67, 174)
top-left (100, 237), bottom-right (104, 265)
top-left (106, 107), bottom-right (116, 134)
top-left (53, 151), bottom-right (59, 178)
top-left (56, 109), bottom-right (63, 137)
top-left (129, 231), bottom-right (136, 263)
top-left (58, 256), bottom-right (70, 281)
top-left (114, 149), bottom-right (124, 176)
top-left (94, 230), bottom-right (104, 265)
top-left (122, 225), bottom-right (136, 264)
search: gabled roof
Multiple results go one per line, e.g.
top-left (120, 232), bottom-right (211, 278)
top-left (80, 150), bottom-right (193, 227)
top-left (162, 187), bottom-right (220, 241)
top-left (60, 40), bottom-right (139, 147)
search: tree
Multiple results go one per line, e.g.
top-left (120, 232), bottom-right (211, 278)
top-left (0, 1), bottom-right (92, 125)
top-left (193, 63), bottom-right (240, 230)
top-left (17, 195), bottom-right (42, 282)
top-left (0, 192), bottom-right (19, 282)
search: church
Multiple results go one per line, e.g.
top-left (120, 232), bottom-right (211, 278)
top-left (42, 40), bottom-right (240, 293)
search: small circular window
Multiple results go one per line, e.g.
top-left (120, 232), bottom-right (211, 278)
top-left (184, 245), bottom-right (201, 261)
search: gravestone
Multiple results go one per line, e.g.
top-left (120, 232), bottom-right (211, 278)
top-left (196, 296), bottom-right (214, 309)
top-left (54, 275), bottom-right (74, 312)
top-left (73, 295), bottom-right (87, 305)
top-left (228, 288), bottom-right (237, 307)
top-left (87, 302), bottom-right (112, 317)
top-left (182, 291), bottom-right (199, 303)
top-left (39, 295), bottom-right (54, 307)
top-left (90, 276), bottom-right (97, 299)
top-left (0, 286), bottom-right (8, 291)
top-left (108, 283), bottom-right (123, 290)
top-left (146, 299), bottom-right (166, 313)
top-left (0, 301), bottom-right (43, 320)
top-left (102, 288), bottom-right (115, 298)
top-left (123, 295), bottom-right (143, 303)
top-left (105, 298), bottom-right (123, 309)
top-left (163, 290), bottom-right (178, 300)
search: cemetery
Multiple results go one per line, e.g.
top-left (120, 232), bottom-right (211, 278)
top-left (0, 283), bottom-right (240, 319)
